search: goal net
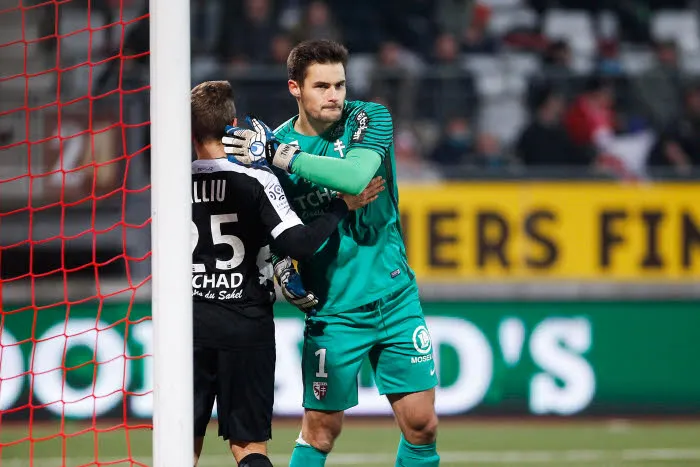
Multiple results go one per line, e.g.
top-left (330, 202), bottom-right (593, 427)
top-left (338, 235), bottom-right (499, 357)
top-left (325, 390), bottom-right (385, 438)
top-left (0, 1), bottom-right (155, 465)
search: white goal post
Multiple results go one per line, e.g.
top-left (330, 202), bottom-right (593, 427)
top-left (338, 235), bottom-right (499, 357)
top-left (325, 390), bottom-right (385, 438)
top-left (149, 0), bottom-right (193, 466)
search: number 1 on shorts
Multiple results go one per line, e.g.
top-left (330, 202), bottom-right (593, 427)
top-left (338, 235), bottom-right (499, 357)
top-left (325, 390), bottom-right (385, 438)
top-left (315, 348), bottom-right (328, 378)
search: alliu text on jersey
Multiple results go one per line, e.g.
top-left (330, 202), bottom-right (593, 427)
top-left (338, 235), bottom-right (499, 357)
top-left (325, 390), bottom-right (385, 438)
top-left (192, 179), bottom-right (226, 203)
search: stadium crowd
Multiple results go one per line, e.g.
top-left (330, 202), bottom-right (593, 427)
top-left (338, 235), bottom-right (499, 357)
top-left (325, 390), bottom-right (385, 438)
top-left (37, 0), bottom-right (700, 181)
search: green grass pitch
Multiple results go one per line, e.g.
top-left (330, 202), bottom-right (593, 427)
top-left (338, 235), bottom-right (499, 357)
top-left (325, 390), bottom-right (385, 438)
top-left (2, 418), bottom-right (700, 466)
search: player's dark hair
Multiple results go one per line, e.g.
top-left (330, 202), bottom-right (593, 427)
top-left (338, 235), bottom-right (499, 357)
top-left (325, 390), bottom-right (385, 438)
top-left (287, 39), bottom-right (348, 83)
top-left (190, 80), bottom-right (236, 144)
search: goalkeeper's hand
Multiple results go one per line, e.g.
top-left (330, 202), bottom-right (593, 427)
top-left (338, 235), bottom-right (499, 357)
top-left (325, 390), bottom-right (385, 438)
top-left (222, 115), bottom-right (300, 172)
top-left (273, 257), bottom-right (318, 316)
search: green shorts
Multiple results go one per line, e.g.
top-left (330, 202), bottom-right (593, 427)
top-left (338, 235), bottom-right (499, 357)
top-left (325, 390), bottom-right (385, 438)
top-left (301, 283), bottom-right (438, 411)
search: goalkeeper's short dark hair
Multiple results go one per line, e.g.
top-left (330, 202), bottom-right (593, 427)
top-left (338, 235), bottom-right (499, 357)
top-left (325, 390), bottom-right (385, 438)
top-left (190, 80), bottom-right (236, 144)
top-left (287, 39), bottom-right (349, 83)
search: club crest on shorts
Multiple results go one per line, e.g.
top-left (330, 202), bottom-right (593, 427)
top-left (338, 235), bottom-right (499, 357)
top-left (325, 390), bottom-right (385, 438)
top-left (313, 381), bottom-right (328, 400)
top-left (412, 325), bottom-right (432, 355)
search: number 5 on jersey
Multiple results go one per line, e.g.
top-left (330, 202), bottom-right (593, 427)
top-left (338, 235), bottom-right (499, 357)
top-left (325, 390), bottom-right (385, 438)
top-left (191, 213), bottom-right (245, 272)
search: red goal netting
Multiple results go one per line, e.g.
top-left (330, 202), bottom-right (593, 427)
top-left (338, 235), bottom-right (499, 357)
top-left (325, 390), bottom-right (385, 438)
top-left (0, 1), bottom-right (153, 465)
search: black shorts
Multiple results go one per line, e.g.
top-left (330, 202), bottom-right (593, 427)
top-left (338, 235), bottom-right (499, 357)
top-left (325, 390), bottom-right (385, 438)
top-left (193, 344), bottom-right (276, 442)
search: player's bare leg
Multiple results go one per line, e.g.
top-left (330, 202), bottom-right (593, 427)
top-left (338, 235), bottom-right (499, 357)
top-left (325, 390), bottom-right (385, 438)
top-left (193, 436), bottom-right (205, 466)
top-left (389, 389), bottom-right (438, 444)
top-left (289, 409), bottom-right (344, 467)
top-left (389, 389), bottom-right (440, 466)
top-left (301, 409), bottom-right (344, 451)
top-left (231, 440), bottom-right (273, 467)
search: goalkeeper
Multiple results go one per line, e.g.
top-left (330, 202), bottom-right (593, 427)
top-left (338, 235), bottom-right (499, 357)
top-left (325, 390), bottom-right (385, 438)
top-left (223, 40), bottom-right (440, 467)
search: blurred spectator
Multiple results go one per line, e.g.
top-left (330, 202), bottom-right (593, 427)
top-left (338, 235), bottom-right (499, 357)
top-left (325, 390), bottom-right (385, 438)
top-left (632, 40), bottom-right (685, 131)
top-left (394, 126), bottom-right (442, 182)
top-left (95, 4), bottom-right (149, 95)
top-left (565, 77), bottom-right (634, 178)
top-left (461, 2), bottom-right (499, 54)
top-left (270, 34), bottom-right (294, 67)
top-left (543, 40), bottom-right (574, 76)
top-left (417, 34), bottom-right (477, 124)
top-left (291, 1), bottom-right (342, 43)
top-left (647, 84), bottom-right (700, 175)
top-left (382, 0), bottom-right (439, 58)
top-left (429, 116), bottom-right (474, 169)
top-left (434, 33), bottom-right (460, 65)
top-left (528, 40), bottom-right (577, 108)
top-left (596, 40), bottom-right (624, 77)
top-left (278, 0), bottom-right (304, 31)
top-left (219, 0), bottom-right (278, 66)
top-left (327, 0), bottom-right (382, 53)
top-left (474, 132), bottom-right (508, 169)
top-left (564, 77), bottom-right (615, 157)
top-left (436, 0), bottom-right (472, 38)
top-left (516, 87), bottom-right (585, 166)
top-left (191, 0), bottom-right (225, 84)
top-left (192, 0), bottom-right (223, 56)
top-left (369, 42), bottom-right (418, 122)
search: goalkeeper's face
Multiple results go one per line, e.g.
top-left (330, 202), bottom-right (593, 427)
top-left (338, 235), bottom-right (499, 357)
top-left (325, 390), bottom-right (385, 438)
top-left (292, 62), bottom-right (346, 124)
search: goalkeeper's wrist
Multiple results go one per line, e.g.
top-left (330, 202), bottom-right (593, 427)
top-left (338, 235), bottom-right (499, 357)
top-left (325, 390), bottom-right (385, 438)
top-left (271, 144), bottom-right (301, 172)
top-left (283, 150), bottom-right (310, 174)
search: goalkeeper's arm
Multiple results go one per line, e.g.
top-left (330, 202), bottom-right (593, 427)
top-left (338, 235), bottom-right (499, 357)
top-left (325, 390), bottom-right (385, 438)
top-left (271, 198), bottom-right (348, 260)
top-left (289, 148), bottom-right (382, 196)
top-left (286, 103), bottom-right (393, 195)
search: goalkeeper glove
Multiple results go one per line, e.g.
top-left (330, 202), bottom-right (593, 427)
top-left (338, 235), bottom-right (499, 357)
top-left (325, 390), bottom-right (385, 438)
top-left (222, 115), bottom-right (300, 172)
top-left (273, 257), bottom-right (318, 316)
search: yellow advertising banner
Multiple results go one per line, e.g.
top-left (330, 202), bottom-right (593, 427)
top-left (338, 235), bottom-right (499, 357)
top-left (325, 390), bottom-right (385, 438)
top-left (398, 182), bottom-right (700, 281)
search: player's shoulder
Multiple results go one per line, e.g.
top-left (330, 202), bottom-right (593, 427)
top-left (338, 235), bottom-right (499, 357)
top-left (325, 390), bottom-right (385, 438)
top-left (342, 101), bottom-right (393, 137)
top-left (344, 100), bottom-right (392, 121)
top-left (273, 116), bottom-right (296, 140)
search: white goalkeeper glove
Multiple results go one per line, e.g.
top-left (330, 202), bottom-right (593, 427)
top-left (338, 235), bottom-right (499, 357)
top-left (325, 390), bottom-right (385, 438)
top-left (273, 257), bottom-right (318, 316)
top-left (222, 115), bottom-right (300, 172)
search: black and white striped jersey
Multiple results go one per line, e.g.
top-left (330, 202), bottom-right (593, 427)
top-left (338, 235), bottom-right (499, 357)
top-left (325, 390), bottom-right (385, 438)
top-left (191, 158), bottom-right (302, 319)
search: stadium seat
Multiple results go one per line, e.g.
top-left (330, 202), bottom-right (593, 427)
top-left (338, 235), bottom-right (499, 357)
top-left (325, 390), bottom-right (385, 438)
top-left (681, 52), bottom-right (700, 75)
top-left (479, 0), bottom-right (524, 8)
top-left (502, 52), bottom-right (541, 77)
top-left (488, 7), bottom-right (538, 36)
top-left (346, 54), bottom-right (375, 98)
top-left (500, 53), bottom-right (540, 96)
top-left (543, 9), bottom-right (596, 57)
top-left (479, 96), bottom-right (527, 145)
top-left (58, 8), bottom-right (108, 62)
top-left (651, 10), bottom-right (700, 54)
top-left (596, 10), bottom-right (619, 41)
top-left (619, 48), bottom-right (655, 75)
top-left (462, 54), bottom-right (505, 97)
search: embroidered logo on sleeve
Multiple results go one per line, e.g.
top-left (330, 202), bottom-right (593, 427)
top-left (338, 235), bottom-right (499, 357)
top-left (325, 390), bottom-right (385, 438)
top-left (351, 110), bottom-right (369, 143)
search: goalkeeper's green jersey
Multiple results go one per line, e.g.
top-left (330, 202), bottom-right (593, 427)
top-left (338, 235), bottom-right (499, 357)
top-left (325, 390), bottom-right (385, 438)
top-left (274, 100), bottom-right (414, 315)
